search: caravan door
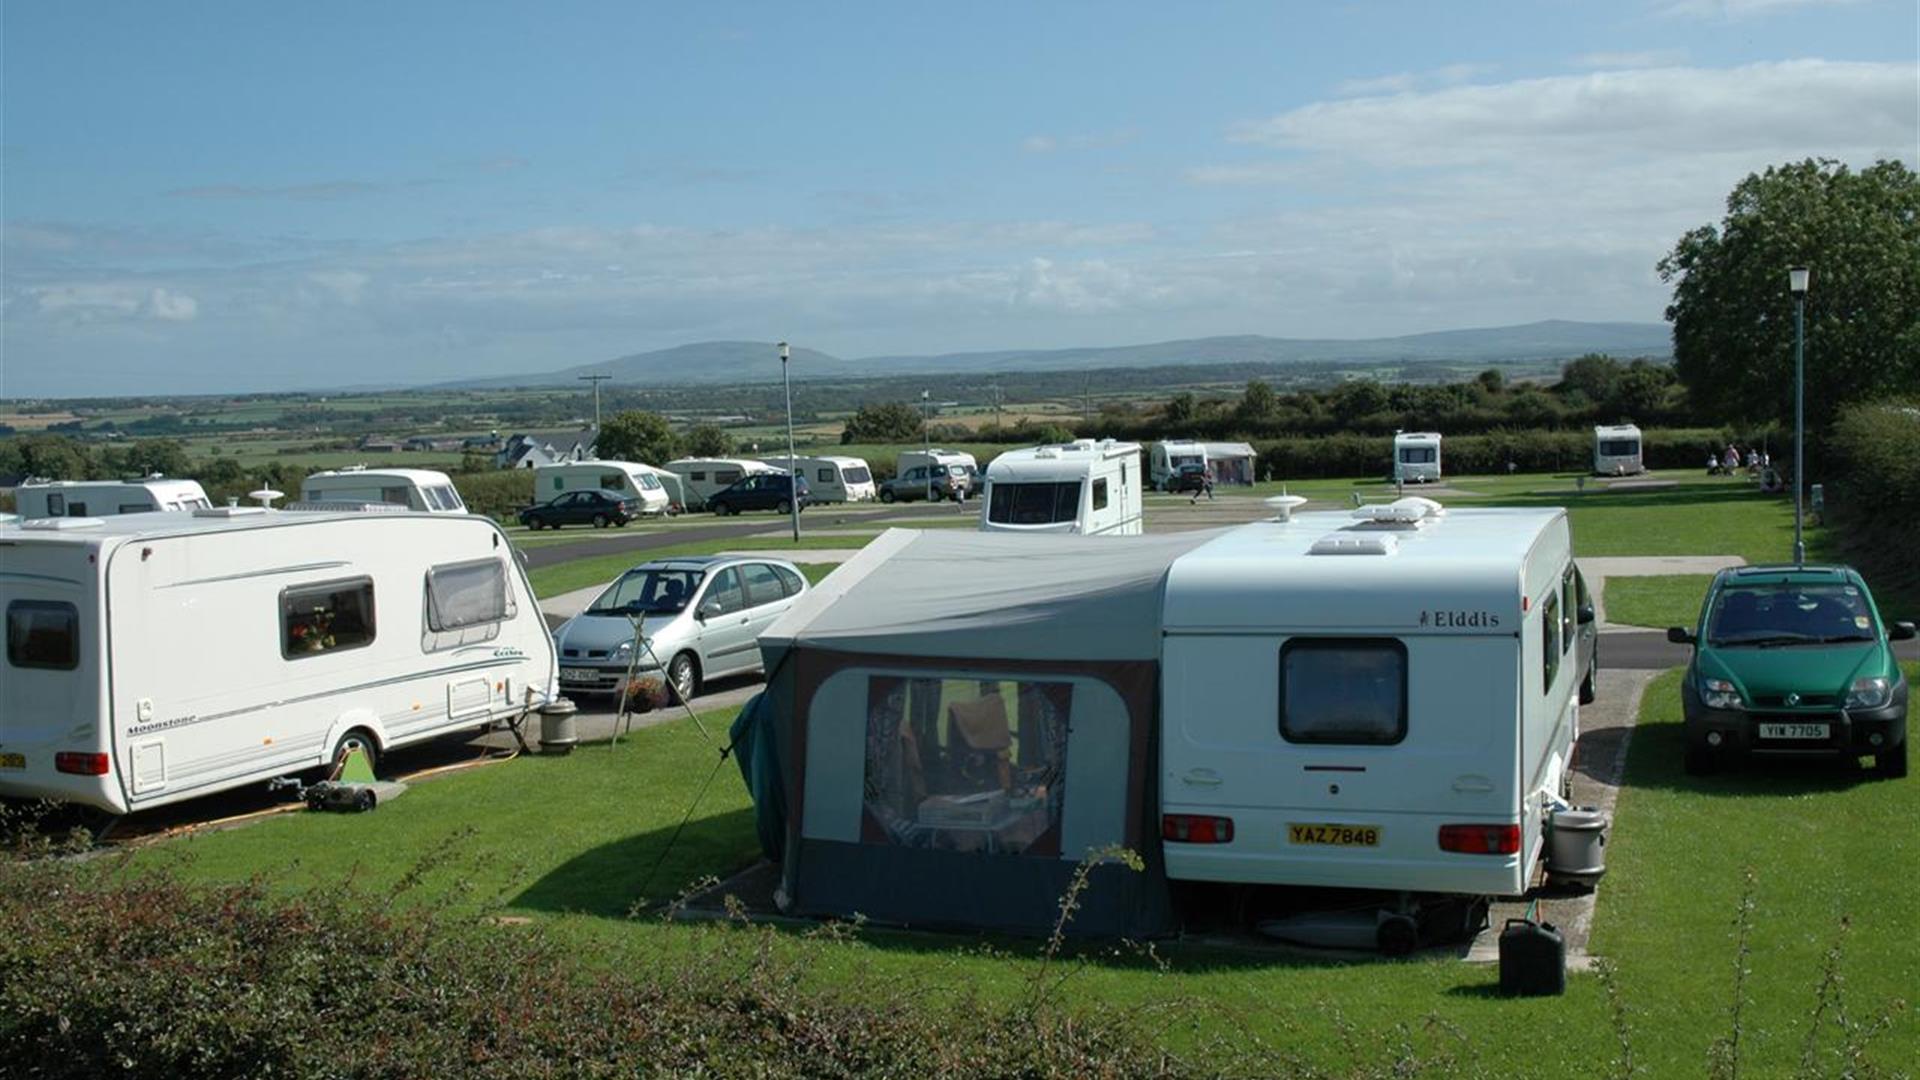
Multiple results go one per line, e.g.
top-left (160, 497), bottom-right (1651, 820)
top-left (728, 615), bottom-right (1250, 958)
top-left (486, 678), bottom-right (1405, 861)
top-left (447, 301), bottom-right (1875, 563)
top-left (1161, 631), bottom-right (1526, 897)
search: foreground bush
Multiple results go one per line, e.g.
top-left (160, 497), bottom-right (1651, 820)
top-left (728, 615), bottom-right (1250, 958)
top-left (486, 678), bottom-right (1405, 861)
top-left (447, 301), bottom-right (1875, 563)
top-left (1824, 399), bottom-right (1920, 605)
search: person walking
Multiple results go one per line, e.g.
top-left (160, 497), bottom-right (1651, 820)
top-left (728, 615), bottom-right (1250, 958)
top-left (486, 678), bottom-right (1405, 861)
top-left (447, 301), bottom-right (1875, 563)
top-left (1191, 471), bottom-right (1215, 504)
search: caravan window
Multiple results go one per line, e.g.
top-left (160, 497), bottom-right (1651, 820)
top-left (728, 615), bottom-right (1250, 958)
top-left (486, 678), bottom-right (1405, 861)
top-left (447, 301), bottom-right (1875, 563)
top-left (425, 558), bottom-right (514, 631)
top-left (689, 471), bottom-right (707, 482)
top-left (424, 485), bottom-right (464, 512)
top-left (861, 675), bottom-right (1070, 857)
top-left (281, 578), bottom-right (376, 658)
top-left (1400, 446), bottom-right (1437, 464)
top-left (1561, 568), bottom-right (1578, 651)
top-left (119, 503), bottom-right (153, 514)
top-left (380, 485), bottom-right (412, 508)
top-left (1541, 592), bottom-right (1562, 693)
top-left (1600, 439), bottom-right (1638, 457)
top-left (7, 601), bottom-right (78, 670)
top-left (599, 472), bottom-right (628, 492)
top-left (987, 481), bottom-right (1080, 525)
top-left (636, 472), bottom-right (662, 491)
top-left (46, 494), bottom-right (66, 516)
top-left (1279, 639), bottom-right (1406, 745)
top-left (1092, 478), bottom-right (1109, 511)
top-left (716, 469), bottom-right (742, 484)
top-left (842, 465), bottom-right (871, 484)
top-left (67, 501), bottom-right (88, 517)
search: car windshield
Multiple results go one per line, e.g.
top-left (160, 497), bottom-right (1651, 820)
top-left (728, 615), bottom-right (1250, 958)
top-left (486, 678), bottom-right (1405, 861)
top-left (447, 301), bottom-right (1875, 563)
top-left (1706, 583), bottom-right (1878, 646)
top-left (587, 568), bottom-right (707, 614)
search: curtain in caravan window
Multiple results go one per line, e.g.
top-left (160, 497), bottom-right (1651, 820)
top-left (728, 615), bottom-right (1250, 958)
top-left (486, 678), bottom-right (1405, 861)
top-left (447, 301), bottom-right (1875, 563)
top-left (426, 558), bottom-right (514, 631)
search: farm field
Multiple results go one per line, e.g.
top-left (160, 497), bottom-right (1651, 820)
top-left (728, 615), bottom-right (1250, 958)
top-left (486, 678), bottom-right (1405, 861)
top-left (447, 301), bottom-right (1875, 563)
top-left (119, 660), bottom-right (1920, 1075)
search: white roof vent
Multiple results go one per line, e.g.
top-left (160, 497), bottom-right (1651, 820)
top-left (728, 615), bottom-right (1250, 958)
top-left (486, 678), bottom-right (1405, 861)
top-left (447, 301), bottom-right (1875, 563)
top-left (193, 505), bottom-right (269, 518)
top-left (1352, 496), bottom-right (1445, 526)
top-left (21, 517), bottom-right (106, 530)
top-left (1310, 533), bottom-right (1399, 556)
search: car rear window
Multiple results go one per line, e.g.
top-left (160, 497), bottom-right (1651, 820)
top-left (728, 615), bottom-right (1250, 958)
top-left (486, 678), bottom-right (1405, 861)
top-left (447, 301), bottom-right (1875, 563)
top-left (1279, 638), bottom-right (1407, 745)
top-left (7, 601), bottom-right (79, 670)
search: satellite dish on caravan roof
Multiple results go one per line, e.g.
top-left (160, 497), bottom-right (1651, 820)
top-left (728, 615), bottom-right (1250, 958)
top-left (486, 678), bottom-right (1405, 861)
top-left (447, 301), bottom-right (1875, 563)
top-left (249, 489), bottom-right (285, 508)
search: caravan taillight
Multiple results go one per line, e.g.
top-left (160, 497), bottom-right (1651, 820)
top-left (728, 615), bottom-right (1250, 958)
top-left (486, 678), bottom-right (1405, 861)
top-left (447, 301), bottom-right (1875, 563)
top-left (55, 752), bottom-right (110, 776)
top-left (1438, 823), bottom-right (1520, 855)
top-left (1162, 814), bottom-right (1234, 844)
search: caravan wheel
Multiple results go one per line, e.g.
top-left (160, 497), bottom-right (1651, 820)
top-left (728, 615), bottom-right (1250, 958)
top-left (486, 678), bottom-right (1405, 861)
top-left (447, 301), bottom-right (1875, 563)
top-left (329, 729), bottom-right (380, 778)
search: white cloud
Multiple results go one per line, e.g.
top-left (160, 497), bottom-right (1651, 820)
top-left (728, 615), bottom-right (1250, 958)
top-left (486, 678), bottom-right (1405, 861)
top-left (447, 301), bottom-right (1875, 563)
top-left (144, 288), bottom-right (198, 321)
top-left (1333, 63), bottom-right (1494, 97)
top-left (1021, 134), bottom-right (1058, 154)
top-left (1656, 0), bottom-right (1869, 19)
top-left (1020, 129), bottom-right (1138, 154)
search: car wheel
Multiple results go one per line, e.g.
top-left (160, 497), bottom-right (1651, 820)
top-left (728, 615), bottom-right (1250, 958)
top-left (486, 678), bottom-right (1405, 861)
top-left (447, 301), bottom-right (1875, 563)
top-left (775, 499), bottom-right (791, 515)
top-left (668, 653), bottom-right (700, 705)
top-left (592, 513), bottom-right (609, 528)
top-left (880, 488), bottom-right (896, 503)
top-left (329, 729), bottom-right (379, 778)
top-left (1683, 746), bottom-right (1716, 776)
top-left (524, 518), bottom-right (540, 531)
top-left (1873, 740), bottom-right (1907, 780)
top-left (714, 502), bottom-right (728, 515)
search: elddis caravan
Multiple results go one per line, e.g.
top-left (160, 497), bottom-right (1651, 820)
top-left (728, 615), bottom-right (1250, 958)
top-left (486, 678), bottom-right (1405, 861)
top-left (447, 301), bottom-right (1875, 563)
top-left (14, 477), bottom-right (212, 519)
top-left (1160, 500), bottom-right (1585, 901)
top-left (980, 439), bottom-right (1144, 536)
top-left (1392, 432), bottom-right (1442, 484)
top-left (760, 455), bottom-right (876, 503)
top-left (300, 467), bottom-right (467, 514)
top-left (534, 461), bottom-right (674, 516)
top-left (0, 509), bottom-right (561, 815)
top-left (663, 458), bottom-right (780, 509)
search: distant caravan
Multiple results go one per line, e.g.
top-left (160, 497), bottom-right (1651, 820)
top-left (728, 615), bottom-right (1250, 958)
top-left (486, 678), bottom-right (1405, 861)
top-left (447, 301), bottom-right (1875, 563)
top-left (14, 477), bottom-right (212, 519)
top-left (979, 439), bottom-right (1144, 536)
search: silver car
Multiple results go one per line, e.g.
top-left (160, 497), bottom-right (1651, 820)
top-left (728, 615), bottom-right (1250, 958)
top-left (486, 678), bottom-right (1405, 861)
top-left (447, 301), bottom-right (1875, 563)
top-left (551, 555), bottom-right (809, 703)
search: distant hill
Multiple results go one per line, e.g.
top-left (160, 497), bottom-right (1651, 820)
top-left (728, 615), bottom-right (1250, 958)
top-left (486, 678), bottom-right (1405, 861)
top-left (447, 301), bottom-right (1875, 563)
top-left (437, 320), bottom-right (1670, 389)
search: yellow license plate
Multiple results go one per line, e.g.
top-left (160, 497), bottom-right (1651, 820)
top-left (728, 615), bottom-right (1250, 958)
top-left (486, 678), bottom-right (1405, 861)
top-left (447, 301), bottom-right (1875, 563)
top-left (1289, 823), bottom-right (1380, 847)
top-left (0, 753), bottom-right (24, 769)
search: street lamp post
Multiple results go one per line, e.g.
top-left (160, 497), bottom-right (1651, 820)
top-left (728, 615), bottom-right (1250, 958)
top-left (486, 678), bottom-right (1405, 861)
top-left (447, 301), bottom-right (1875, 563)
top-left (577, 374), bottom-right (610, 447)
top-left (780, 342), bottom-right (799, 542)
top-left (1789, 266), bottom-right (1809, 566)
top-left (921, 389), bottom-right (932, 501)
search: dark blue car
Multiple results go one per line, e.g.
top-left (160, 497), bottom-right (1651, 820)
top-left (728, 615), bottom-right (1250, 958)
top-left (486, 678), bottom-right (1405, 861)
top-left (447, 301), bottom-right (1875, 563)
top-left (708, 473), bottom-right (811, 516)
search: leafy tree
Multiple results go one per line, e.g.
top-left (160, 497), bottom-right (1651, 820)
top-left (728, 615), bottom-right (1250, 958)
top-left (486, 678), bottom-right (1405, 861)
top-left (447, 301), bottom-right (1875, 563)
top-left (1162, 392), bottom-right (1197, 427)
top-left (596, 410), bottom-right (678, 464)
top-left (1557, 354), bottom-right (1624, 405)
top-left (840, 401), bottom-right (924, 444)
top-left (683, 425), bottom-right (734, 457)
top-left (1659, 158), bottom-right (1920, 430)
top-left (1474, 369), bottom-right (1505, 395)
top-left (1237, 379), bottom-right (1277, 419)
top-left (1332, 379), bottom-right (1390, 423)
top-left (1610, 361), bottom-right (1676, 421)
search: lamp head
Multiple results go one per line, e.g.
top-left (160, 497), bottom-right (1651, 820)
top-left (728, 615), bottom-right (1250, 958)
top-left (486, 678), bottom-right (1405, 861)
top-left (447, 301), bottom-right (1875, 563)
top-left (777, 341), bottom-right (790, 361)
top-left (1788, 266), bottom-right (1810, 295)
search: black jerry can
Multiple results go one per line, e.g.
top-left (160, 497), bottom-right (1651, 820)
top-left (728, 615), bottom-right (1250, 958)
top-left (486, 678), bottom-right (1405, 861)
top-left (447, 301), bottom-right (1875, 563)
top-left (1498, 918), bottom-right (1566, 997)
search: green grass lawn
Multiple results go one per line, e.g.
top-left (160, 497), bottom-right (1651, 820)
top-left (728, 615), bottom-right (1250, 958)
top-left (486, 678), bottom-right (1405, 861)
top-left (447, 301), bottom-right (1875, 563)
top-left (1603, 574), bottom-right (1714, 630)
top-left (119, 665), bottom-right (1920, 1074)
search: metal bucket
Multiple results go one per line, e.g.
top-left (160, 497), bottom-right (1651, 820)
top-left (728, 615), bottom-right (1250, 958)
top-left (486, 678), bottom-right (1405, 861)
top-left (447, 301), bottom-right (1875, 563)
top-left (1547, 806), bottom-right (1608, 887)
top-left (538, 698), bottom-right (580, 755)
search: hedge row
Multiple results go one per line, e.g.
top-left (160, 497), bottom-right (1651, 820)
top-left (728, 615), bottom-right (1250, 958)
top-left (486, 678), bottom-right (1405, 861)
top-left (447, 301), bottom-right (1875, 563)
top-left (1823, 400), bottom-right (1920, 605)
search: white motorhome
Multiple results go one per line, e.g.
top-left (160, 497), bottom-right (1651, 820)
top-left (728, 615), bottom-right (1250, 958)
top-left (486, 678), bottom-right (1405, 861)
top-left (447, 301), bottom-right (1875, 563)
top-left (1160, 499), bottom-right (1581, 901)
top-left (300, 467), bottom-right (467, 514)
top-left (533, 460), bottom-right (673, 516)
top-left (1149, 441), bottom-right (1208, 490)
top-left (760, 455), bottom-right (876, 503)
top-left (14, 477), bottom-right (212, 519)
top-left (662, 458), bottom-right (780, 510)
top-left (979, 439), bottom-right (1144, 536)
top-left (1393, 432), bottom-right (1443, 484)
top-left (0, 509), bottom-right (560, 815)
top-left (1593, 424), bottom-right (1645, 476)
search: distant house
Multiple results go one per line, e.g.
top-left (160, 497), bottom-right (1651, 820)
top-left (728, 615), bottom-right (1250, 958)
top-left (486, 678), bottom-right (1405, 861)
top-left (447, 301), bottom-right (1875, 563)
top-left (462, 434), bottom-right (504, 451)
top-left (358, 435), bottom-right (403, 453)
top-left (404, 436), bottom-right (438, 451)
top-left (495, 428), bottom-right (599, 470)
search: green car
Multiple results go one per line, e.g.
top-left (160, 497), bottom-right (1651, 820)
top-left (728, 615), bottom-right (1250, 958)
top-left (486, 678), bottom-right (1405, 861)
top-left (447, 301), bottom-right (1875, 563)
top-left (1669, 565), bottom-right (1913, 778)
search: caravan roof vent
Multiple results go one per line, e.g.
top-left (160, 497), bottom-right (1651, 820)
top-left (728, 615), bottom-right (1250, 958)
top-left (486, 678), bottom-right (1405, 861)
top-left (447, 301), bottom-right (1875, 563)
top-left (1310, 533), bottom-right (1399, 556)
top-left (194, 505), bottom-right (269, 518)
top-left (1352, 496), bottom-right (1445, 526)
top-left (20, 516), bottom-right (106, 530)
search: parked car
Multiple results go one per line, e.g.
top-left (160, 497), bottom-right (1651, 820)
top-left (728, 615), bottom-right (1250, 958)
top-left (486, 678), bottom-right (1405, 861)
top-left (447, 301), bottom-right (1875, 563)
top-left (551, 555), bottom-right (811, 702)
top-left (708, 473), bottom-right (811, 515)
top-left (519, 489), bottom-right (641, 530)
top-left (1669, 564), bottom-right (1913, 777)
top-left (879, 464), bottom-right (967, 503)
top-left (1166, 462), bottom-right (1211, 495)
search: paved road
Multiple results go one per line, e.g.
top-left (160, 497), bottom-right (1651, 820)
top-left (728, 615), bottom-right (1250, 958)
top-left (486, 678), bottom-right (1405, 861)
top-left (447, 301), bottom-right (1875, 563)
top-left (519, 502), bottom-right (960, 569)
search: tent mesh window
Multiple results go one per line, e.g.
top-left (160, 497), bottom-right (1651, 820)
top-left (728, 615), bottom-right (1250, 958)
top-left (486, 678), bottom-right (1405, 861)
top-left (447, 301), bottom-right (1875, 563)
top-left (861, 676), bottom-right (1071, 856)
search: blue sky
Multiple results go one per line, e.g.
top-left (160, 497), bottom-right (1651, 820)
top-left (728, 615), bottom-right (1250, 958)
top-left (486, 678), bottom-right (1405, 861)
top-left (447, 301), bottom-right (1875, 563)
top-left (4, 0), bottom-right (1915, 395)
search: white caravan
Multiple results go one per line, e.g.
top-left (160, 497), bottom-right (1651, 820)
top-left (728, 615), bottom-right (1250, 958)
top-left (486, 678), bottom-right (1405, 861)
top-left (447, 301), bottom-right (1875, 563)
top-left (979, 439), bottom-right (1144, 536)
top-left (663, 458), bottom-right (780, 510)
top-left (300, 467), bottom-right (467, 514)
top-left (1160, 499), bottom-right (1581, 900)
top-left (1393, 432), bottom-right (1443, 484)
top-left (533, 461), bottom-right (673, 516)
top-left (1150, 441), bottom-right (1208, 490)
top-left (760, 455), bottom-right (876, 503)
top-left (1593, 424), bottom-right (1645, 475)
top-left (14, 477), bottom-right (212, 519)
top-left (0, 508), bottom-right (560, 815)
top-left (895, 449), bottom-right (978, 494)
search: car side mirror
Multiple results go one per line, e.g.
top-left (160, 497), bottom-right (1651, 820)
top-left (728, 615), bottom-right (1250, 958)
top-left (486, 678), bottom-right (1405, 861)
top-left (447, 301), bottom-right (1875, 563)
top-left (697, 600), bottom-right (721, 621)
top-left (1891, 621), bottom-right (1917, 642)
top-left (1577, 604), bottom-right (1596, 625)
top-left (1666, 627), bottom-right (1696, 645)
